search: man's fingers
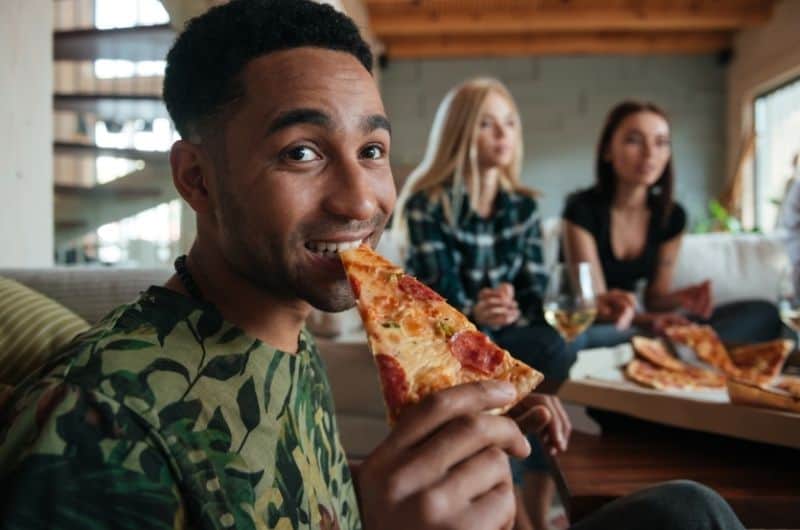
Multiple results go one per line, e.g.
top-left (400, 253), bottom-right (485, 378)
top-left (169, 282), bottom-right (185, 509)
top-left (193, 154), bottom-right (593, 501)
top-left (386, 381), bottom-right (519, 451)
top-left (417, 446), bottom-right (512, 513)
top-left (453, 481), bottom-right (516, 530)
top-left (514, 405), bottom-right (551, 436)
top-left (385, 413), bottom-right (527, 502)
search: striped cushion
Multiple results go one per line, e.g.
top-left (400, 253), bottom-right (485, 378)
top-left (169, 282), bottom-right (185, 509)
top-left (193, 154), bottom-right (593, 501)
top-left (0, 276), bottom-right (90, 385)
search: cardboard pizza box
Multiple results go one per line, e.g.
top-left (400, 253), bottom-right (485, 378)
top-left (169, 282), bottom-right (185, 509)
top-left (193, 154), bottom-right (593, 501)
top-left (560, 344), bottom-right (800, 449)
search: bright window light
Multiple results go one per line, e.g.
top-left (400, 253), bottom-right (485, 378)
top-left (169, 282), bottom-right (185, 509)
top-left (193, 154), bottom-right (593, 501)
top-left (98, 245), bottom-right (123, 263)
top-left (96, 156), bottom-right (146, 185)
top-left (95, 119), bottom-right (176, 152)
top-left (93, 200), bottom-right (182, 266)
top-left (94, 59), bottom-right (166, 79)
top-left (753, 77), bottom-right (800, 231)
top-left (95, 0), bottom-right (169, 29)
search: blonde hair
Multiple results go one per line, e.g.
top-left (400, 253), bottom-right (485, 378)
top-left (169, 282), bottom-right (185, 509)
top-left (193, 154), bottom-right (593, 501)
top-left (392, 77), bottom-right (534, 234)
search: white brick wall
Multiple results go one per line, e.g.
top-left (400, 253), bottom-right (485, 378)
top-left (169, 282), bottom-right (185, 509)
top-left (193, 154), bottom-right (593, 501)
top-left (380, 55), bottom-right (726, 223)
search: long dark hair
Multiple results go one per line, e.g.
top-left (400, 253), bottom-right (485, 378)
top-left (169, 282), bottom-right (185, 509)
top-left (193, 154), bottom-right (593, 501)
top-left (595, 100), bottom-right (674, 225)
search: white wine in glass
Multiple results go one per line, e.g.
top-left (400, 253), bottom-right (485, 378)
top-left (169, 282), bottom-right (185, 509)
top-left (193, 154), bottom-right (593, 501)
top-left (781, 304), bottom-right (800, 332)
top-left (544, 262), bottom-right (597, 342)
top-left (778, 265), bottom-right (800, 332)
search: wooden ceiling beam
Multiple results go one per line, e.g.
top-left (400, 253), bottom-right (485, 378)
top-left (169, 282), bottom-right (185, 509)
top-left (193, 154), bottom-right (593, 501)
top-left (382, 32), bottom-right (733, 59)
top-left (366, 0), bottom-right (772, 12)
top-left (370, 8), bottom-right (771, 37)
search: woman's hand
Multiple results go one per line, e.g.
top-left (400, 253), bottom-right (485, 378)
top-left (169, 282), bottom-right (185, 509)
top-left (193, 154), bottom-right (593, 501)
top-left (674, 280), bottom-right (713, 319)
top-left (596, 289), bottom-right (636, 330)
top-left (639, 312), bottom-right (691, 333)
top-left (473, 283), bottom-right (520, 328)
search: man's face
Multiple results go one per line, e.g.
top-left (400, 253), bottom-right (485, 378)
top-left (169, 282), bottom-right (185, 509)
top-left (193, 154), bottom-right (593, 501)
top-left (208, 48), bottom-right (395, 312)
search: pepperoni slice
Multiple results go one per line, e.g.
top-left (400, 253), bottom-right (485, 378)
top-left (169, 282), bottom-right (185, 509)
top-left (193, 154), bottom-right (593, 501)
top-left (399, 275), bottom-right (443, 302)
top-left (348, 276), bottom-right (361, 299)
top-left (449, 330), bottom-right (505, 375)
top-left (375, 354), bottom-right (409, 419)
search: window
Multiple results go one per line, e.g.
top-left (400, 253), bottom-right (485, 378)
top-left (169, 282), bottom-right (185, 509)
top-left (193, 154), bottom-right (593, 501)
top-left (753, 76), bottom-right (800, 231)
top-left (94, 0), bottom-right (169, 29)
top-left (95, 200), bottom-right (183, 266)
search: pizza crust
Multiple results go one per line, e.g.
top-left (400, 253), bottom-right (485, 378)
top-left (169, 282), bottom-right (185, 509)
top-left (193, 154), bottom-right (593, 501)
top-left (726, 378), bottom-right (800, 414)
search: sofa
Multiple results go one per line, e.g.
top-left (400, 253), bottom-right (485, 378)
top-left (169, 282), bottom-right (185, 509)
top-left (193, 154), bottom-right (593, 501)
top-left (0, 228), bottom-right (789, 459)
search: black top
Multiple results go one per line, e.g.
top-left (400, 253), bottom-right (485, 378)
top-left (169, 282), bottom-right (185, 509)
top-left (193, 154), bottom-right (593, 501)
top-left (562, 188), bottom-right (686, 292)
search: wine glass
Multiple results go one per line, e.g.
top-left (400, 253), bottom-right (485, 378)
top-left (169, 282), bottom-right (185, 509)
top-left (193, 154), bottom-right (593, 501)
top-left (778, 264), bottom-right (800, 345)
top-left (544, 262), bottom-right (597, 342)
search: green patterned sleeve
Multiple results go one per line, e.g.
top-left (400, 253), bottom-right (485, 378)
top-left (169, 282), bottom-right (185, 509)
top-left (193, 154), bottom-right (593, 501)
top-left (0, 380), bottom-right (185, 530)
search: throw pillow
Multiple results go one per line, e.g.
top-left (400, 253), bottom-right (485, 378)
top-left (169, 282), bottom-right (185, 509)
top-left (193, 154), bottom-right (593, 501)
top-left (0, 276), bottom-right (90, 386)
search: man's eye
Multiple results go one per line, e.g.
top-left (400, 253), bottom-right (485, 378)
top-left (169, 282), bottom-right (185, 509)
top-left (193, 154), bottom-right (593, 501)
top-left (361, 145), bottom-right (385, 160)
top-left (284, 146), bottom-right (318, 162)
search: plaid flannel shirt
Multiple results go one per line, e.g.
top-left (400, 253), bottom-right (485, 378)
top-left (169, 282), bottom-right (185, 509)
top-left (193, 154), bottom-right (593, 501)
top-left (404, 188), bottom-right (548, 324)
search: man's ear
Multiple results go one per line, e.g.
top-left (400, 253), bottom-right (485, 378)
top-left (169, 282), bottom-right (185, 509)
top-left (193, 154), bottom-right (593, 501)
top-left (170, 140), bottom-right (213, 213)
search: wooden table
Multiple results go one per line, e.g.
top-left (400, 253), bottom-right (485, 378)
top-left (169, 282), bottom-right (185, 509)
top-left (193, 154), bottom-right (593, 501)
top-left (552, 415), bottom-right (800, 528)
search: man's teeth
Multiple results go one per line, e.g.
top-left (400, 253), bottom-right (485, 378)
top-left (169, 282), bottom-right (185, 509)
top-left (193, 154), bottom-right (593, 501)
top-left (306, 239), bottom-right (365, 254)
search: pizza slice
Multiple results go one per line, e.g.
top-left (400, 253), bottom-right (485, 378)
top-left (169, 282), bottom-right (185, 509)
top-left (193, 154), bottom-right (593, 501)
top-left (664, 324), bottom-right (741, 378)
top-left (632, 336), bottom-right (689, 372)
top-left (631, 336), bottom-right (725, 388)
top-left (727, 339), bottom-right (793, 386)
top-left (339, 244), bottom-right (543, 422)
top-left (625, 358), bottom-right (725, 391)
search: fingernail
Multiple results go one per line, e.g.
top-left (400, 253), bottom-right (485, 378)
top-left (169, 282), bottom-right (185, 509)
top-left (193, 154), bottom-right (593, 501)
top-left (523, 436), bottom-right (532, 455)
top-left (491, 382), bottom-right (517, 398)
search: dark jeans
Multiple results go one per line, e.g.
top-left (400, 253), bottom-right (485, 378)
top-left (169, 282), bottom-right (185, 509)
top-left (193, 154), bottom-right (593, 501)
top-left (492, 321), bottom-right (574, 381)
top-left (571, 299), bottom-right (783, 352)
top-left (572, 480), bottom-right (745, 530)
top-left (491, 322), bottom-right (572, 478)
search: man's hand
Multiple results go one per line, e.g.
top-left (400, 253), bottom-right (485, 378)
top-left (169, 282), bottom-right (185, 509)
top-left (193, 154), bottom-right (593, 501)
top-left (596, 289), bottom-right (636, 329)
top-left (355, 381), bottom-right (530, 530)
top-left (675, 280), bottom-right (713, 319)
top-left (474, 283), bottom-right (520, 329)
top-left (508, 393), bottom-right (571, 455)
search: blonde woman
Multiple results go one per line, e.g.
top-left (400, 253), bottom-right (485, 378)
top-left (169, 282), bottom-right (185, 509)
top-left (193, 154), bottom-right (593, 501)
top-left (395, 78), bottom-right (571, 530)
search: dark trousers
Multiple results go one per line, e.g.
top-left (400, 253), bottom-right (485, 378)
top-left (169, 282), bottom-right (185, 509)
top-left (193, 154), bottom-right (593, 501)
top-left (492, 321), bottom-right (574, 381)
top-left (491, 322), bottom-right (572, 478)
top-left (572, 480), bottom-right (745, 530)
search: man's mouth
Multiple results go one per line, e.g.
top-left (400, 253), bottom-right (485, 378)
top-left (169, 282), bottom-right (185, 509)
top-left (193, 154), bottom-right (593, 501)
top-left (304, 235), bottom-right (372, 256)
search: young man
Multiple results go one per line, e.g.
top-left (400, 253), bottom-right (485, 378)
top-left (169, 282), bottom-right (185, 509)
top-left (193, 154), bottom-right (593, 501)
top-left (0, 2), bottom-right (744, 529)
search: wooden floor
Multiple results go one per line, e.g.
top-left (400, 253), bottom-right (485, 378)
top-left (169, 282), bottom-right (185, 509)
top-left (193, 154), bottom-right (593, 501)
top-left (553, 415), bottom-right (800, 529)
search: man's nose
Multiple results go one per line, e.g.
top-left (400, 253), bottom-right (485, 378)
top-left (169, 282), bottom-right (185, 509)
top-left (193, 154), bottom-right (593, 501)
top-left (324, 157), bottom-right (379, 221)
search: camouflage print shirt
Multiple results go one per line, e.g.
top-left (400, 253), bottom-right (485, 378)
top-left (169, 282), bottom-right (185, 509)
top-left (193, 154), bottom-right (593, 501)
top-left (0, 287), bottom-right (361, 530)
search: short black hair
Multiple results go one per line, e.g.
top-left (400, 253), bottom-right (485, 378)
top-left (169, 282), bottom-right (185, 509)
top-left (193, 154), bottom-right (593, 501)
top-left (163, 0), bottom-right (373, 138)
